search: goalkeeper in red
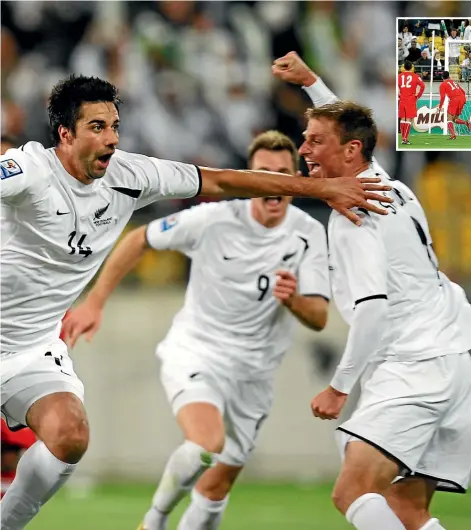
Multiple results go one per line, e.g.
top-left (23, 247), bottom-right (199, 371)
top-left (437, 71), bottom-right (471, 139)
top-left (398, 61), bottom-right (425, 145)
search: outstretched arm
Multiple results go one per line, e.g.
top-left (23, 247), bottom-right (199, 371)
top-left (62, 203), bottom-right (214, 347)
top-left (272, 51), bottom-right (338, 105)
top-left (438, 82), bottom-right (446, 110)
top-left (61, 226), bottom-right (149, 347)
top-left (199, 167), bottom-right (392, 226)
top-left (202, 53), bottom-right (394, 223)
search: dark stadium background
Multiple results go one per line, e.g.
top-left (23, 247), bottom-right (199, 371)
top-left (1, 2), bottom-right (470, 529)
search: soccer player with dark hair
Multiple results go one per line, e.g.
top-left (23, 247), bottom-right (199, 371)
top-left (273, 52), bottom-right (471, 530)
top-left (436, 71), bottom-right (470, 139)
top-left (398, 61), bottom-right (425, 145)
top-left (0, 74), bottom-right (391, 528)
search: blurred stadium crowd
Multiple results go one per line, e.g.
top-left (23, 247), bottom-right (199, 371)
top-left (1, 1), bottom-right (470, 291)
top-left (398, 18), bottom-right (471, 82)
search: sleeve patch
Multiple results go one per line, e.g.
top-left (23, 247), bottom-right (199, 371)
top-left (1, 159), bottom-right (23, 180)
top-left (161, 215), bottom-right (178, 232)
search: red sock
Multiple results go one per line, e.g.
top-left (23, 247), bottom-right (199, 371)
top-left (455, 118), bottom-right (466, 125)
top-left (448, 122), bottom-right (456, 136)
top-left (400, 121), bottom-right (405, 139)
top-left (404, 122), bottom-right (411, 141)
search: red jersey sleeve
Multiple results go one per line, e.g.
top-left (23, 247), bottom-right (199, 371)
top-left (416, 76), bottom-right (425, 99)
top-left (439, 82), bottom-right (447, 108)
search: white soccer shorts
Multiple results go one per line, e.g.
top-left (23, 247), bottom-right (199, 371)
top-left (160, 351), bottom-right (274, 467)
top-left (1, 339), bottom-right (84, 430)
top-left (337, 352), bottom-right (471, 493)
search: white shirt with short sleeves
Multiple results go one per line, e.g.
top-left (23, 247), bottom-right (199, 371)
top-left (328, 168), bottom-right (471, 363)
top-left (447, 36), bottom-right (461, 58)
top-left (146, 200), bottom-right (330, 380)
top-left (1, 142), bottom-right (201, 354)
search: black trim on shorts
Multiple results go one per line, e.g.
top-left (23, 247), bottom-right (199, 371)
top-left (337, 427), bottom-right (411, 475)
top-left (194, 165), bottom-right (203, 197)
top-left (413, 471), bottom-right (466, 494)
top-left (338, 427), bottom-right (467, 494)
top-left (354, 294), bottom-right (388, 307)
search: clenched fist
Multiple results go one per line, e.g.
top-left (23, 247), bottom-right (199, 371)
top-left (311, 386), bottom-right (348, 420)
top-left (274, 270), bottom-right (298, 305)
top-left (272, 51), bottom-right (317, 87)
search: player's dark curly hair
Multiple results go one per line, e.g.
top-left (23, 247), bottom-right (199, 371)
top-left (305, 101), bottom-right (377, 162)
top-left (442, 71), bottom-right (450, 80)
top-left (403, 60), bottom-right (413, 71)
top-left (48, 74), bottom-right (121, 146)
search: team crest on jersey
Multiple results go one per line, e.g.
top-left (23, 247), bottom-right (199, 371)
top-left (93, 203), bottom-right (113, 226)
top-left (161, 215), bottom-right (178, 232)
top-left (1, 159), bottom-right (23, 180)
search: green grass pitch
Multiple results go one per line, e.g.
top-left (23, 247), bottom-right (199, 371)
top-left (27, 482), bottom-right (471, 530)
top-left (397, 134), bottom-right (471, 149)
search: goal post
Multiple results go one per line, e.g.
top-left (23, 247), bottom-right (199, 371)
top-left (428, 31), bottom-right (436, 134)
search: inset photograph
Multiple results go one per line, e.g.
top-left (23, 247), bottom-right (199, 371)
top-left (397, 18), bottom-right (471, 149)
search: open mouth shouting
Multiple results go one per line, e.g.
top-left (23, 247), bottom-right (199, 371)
top-left (96, 151), bottom-right (114, 170)
top-left (263, 196), bottom-right (283, 205)
top-left (306, 160), bottom-right (321, 176)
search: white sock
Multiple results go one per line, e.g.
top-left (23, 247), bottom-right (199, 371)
top-left (419, 519), bottom-right (446, 530)
top-left (1, 441), bottom-right (76, 530)
top-left (346, 493), bottom-right (406, 530)
top-left (143, 441), bottom-right (218, 530)
top-left (177, 489), bottom-right (229, 530)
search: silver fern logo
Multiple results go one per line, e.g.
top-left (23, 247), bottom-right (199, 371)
top-left (93, 203), bottom-right (113, 226)
top-left (94, 203), bottom-right (110, 220)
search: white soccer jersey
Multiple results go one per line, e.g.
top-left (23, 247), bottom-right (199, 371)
top-left (1, 142), bottom-right (200, 353)
top-left (446, 36), bottom-right (461, 58)
top-left (328, 168), bottom-right (471, 363)
top-left (146, 200), bottom-right (330, 380)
